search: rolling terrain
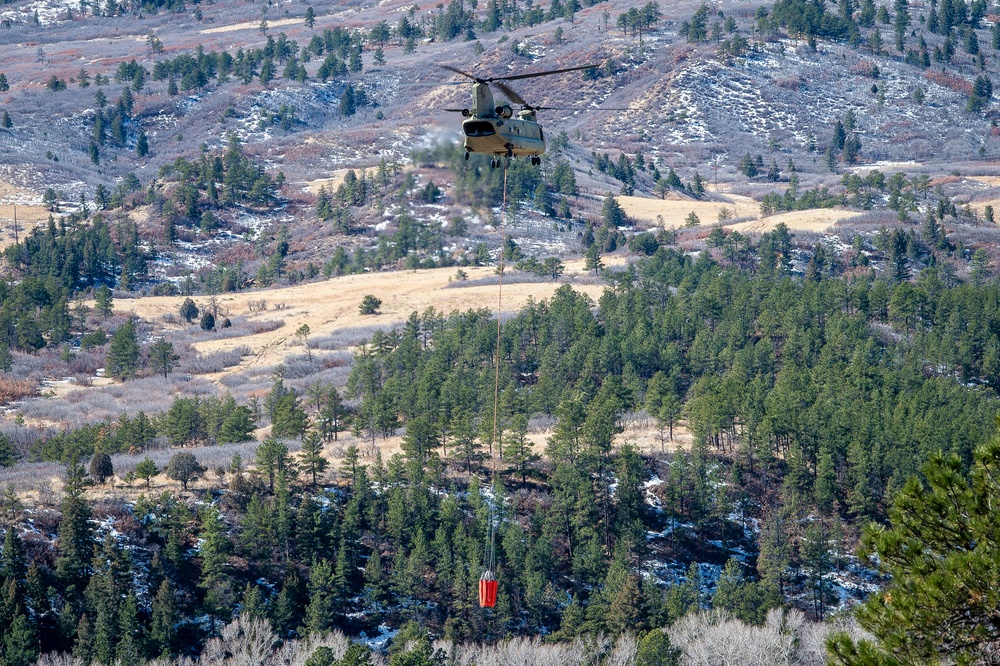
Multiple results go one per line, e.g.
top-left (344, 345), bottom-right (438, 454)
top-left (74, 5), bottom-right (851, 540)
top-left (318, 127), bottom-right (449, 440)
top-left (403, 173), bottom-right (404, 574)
top-left (0, 0), bottom-right (998, 662)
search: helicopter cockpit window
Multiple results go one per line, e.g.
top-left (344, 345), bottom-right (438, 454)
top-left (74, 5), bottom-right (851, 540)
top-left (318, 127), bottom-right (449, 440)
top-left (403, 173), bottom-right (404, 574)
top-left (464, 121), bottom-right (496, 137)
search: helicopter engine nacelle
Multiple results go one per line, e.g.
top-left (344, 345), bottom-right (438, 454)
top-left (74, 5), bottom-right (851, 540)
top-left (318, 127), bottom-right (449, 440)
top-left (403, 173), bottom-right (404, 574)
top-left (461, 109), bottom-right (471, 117)
top-left (495, 105), bottom-right (513, 119)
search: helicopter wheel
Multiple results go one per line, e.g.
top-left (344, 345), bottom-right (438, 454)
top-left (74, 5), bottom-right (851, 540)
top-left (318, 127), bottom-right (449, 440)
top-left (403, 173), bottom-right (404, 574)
top-left (465, 151), bottom-right (470, 161)
top-left (530, 156), bottom-right (541, 166)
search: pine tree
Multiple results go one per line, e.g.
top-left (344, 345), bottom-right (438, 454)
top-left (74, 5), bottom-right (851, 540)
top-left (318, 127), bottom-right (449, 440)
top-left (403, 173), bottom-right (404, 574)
top-left (149, 338), bottom-right (179, 379)
top-left (115, 593), bottom-right (141, 665)
top-left (198, 506), bottom-right (233, 634)
top-left (272, 394), bottom-right (310, 439)
top-left (239, 582), bottom-right (268, 621)
top-left (4, 612), bottom-right (37, 666)
top-left (135, 456), bottom-right (158, 488)
top-left (149, 579), bottom-right (178, 657)
top-left (107, 319), bottom-right (140, 380)
top-left (829, 436), bottom-right (1000, 663)
top-left (1, 528), bottom-right (27, 583)
top-left (636, 629), bottom-right (678, 666)
top-left (94, 284), bottom-right (113, 319)
top-left (317, 388), bottom-right (347, 445)
top-left (55, 461), bottom-right (94, 594)
top-left (272, 569), bottom-right (305, 637)
top-left (340, 84), bottom-right (357, 116)
top-left (304, 559), bottom-right (338, 633)
top-left (299, 432), bottom-right (328, 486)
top-left (0, 435), bottom-right (15, 468)
top-left (255, 437), bottom-right (290, 493)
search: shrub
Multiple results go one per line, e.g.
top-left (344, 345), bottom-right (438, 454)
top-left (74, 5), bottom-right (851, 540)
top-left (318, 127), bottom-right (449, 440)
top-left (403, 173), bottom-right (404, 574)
top-left (89, 452), bottom-right (113, 484)
top-left (166, 451), bottom-right (205, 490)
top-left (80, 330), bottom-right (107, 349)
top-left (359, 295), bottom-right (382, 315)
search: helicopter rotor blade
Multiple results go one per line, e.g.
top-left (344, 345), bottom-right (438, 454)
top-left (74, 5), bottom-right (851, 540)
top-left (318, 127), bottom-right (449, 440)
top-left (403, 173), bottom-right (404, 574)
top-left (494, 81), bottom-right (527, 106)
top-left (533, 105), bottom-right (633, 111)
top-left (440, 64), bottom-right (483, 82)
top-left (398, 81), bottom-right (466, 87)
top-left (490, 63), bottom-right (599, 82)
top-left (442, 108), bottom-right (468, 112)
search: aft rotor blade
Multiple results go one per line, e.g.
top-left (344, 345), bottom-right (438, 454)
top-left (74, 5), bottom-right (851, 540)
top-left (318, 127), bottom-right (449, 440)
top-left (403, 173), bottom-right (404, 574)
top-left (534, 105), bottom-right (633, 110)
top-left (492, 63), bottom-right (599, 82)
top-left (440, 64), bottom-right (482, 82)
top-left (494, 81), bottom-right (526, 106)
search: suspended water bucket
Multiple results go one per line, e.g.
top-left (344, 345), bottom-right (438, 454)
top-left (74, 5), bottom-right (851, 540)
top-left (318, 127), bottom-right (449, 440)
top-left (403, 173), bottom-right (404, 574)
top-left (479, 570), bottom-right (498, 608)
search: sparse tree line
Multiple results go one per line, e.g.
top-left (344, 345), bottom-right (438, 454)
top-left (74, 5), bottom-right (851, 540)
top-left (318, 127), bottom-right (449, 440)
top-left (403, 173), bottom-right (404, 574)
top-left (308, 143), bottom-right (578, 276)
top-left (155, 133), bottom-right (278, 236)
top-left (26, 373), bottom-right (348, 466)
top-left (700, 0), bottom-right (996, 117)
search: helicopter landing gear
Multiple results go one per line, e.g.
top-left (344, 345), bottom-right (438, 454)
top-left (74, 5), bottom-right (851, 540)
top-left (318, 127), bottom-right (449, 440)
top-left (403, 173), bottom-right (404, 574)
top-left (530, 156), bottom-right (541, 166)
top-left (490, 157), bottom-right (499, 169)
top-left (465, 151), bottom-right (470, 161)
top-left (506, 145), bottom-right (513, 158)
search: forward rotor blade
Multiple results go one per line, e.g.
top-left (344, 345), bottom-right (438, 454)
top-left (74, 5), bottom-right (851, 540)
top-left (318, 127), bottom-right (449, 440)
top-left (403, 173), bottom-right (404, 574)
top-left (442, 108), bottom-right (468, 112)
top-left (398, 81), bottom-right (466, 87)
top-left (492, 63), bottom-right (599, 82)
top-left (494, 81), bottom-right (526, 106)
top-left (440, 64), bottom-right (482, 82)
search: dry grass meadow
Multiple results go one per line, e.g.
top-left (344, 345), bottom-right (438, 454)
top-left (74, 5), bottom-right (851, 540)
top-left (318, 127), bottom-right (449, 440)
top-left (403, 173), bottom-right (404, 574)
top-left (119, 257), bottom-right (613, 371)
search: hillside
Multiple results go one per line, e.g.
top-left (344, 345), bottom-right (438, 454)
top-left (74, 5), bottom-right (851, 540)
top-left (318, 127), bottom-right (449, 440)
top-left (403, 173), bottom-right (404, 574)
top-left (0, 0), bottom-right (999, 663)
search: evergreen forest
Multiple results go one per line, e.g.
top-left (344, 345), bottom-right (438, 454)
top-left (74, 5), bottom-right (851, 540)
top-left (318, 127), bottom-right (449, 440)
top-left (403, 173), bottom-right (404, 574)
top-left (0, 236), bottom-right (992, 662)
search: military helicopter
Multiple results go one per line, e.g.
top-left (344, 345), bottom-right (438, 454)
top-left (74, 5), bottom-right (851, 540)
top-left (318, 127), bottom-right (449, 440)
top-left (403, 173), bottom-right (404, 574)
top-left (438, 63), bottom-right (600, 168)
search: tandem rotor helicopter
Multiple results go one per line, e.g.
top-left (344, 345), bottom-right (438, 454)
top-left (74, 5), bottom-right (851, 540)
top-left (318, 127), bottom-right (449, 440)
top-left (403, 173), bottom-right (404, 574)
top-left (429, 63), bottom-right (618, 168)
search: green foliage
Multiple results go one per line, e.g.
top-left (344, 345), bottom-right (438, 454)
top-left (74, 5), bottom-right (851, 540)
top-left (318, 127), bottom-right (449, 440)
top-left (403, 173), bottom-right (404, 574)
top-left (149, 338), bottom-right (179, 378)
top-left (135, 456), bottom-right (158, 488)
top-left (166, 451), bottom-right (205, 490)
top-left (106, 319), bottom-right (140, 380)
top-left (636, 629), bottom-right (678, 666)
top-left (94, 285), bottom-right (113, 319)
top-left (55, 462), bottom-right (94, 593)
top-left (359, 294), bottom-right (382, 315)
top-left (88, 452), bottom-right (113, 484)
top-left (180, 298), bottom-right (198, 323)
top-left (0, 435), bottom-right (14, 468)
top-left (830, 434), bottom-right (1000, 663)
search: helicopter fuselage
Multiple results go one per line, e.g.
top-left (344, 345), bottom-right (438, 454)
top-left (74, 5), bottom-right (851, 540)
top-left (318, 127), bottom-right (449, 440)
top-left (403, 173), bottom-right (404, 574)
top-left (462, 115), bottom-right (545, 157)
top-left (459, 81), bottom-right (546, 159)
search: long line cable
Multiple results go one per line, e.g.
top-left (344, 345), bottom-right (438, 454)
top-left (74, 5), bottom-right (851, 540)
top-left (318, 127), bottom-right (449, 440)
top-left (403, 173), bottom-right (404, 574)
top-left (487, 161), bottom-right (509, 576)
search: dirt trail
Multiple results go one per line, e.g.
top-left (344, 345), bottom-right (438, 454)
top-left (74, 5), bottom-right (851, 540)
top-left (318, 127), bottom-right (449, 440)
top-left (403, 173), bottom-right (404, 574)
top-left (200, 17), bottom-right (305, 34)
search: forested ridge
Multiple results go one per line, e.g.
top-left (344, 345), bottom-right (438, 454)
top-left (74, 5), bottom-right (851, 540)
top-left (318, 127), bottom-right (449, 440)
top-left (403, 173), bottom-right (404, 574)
top-left (0, 239), bottom-right (992, 663)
